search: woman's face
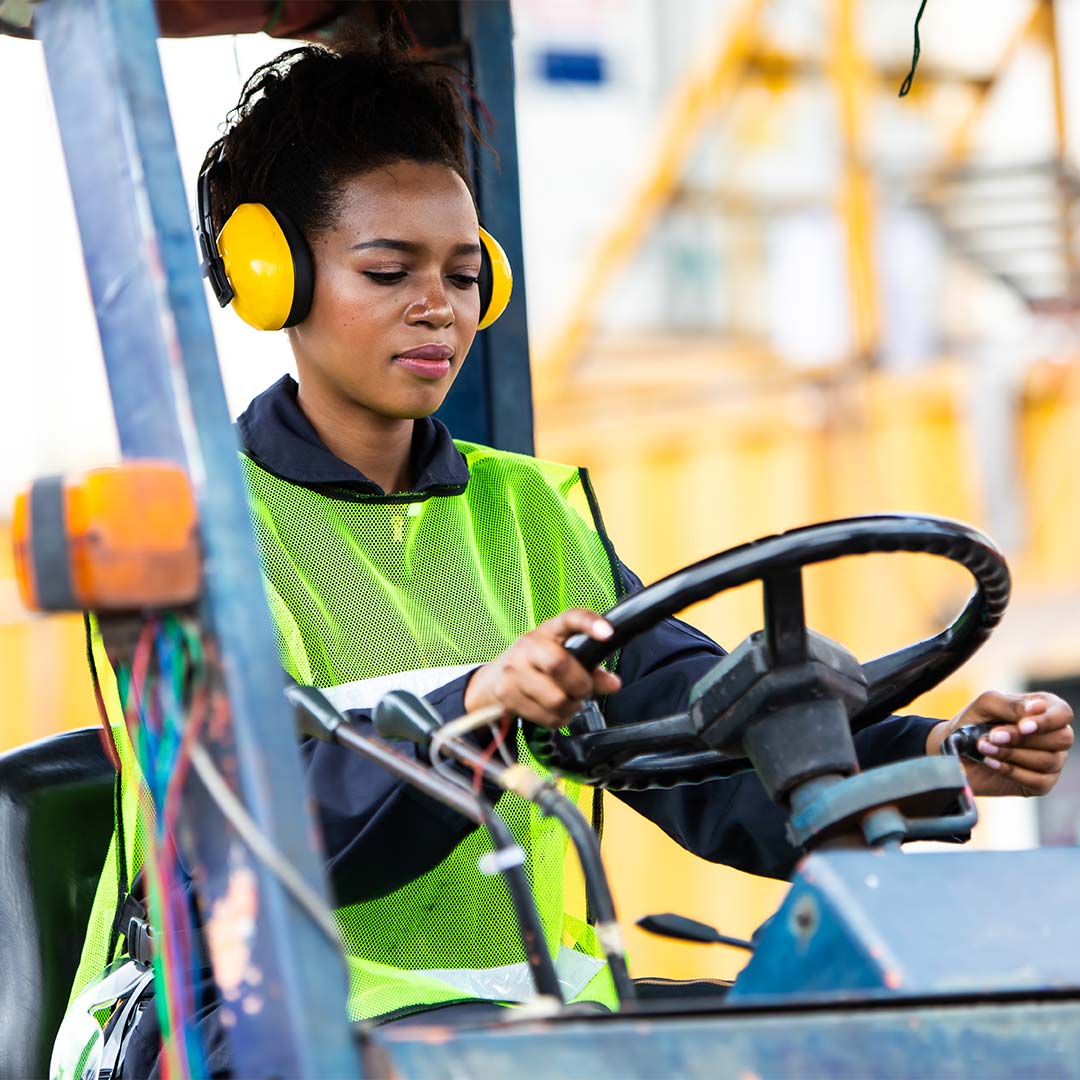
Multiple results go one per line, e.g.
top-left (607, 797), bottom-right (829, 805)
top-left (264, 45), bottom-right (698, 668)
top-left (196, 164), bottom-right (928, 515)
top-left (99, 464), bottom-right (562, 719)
top-left (289, 160), bottom-right (483, 420)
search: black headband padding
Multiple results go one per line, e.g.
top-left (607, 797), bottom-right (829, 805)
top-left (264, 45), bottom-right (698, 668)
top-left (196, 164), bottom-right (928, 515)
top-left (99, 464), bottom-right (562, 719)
top-left (196, 155), bottom-right (234, 307)
top-left (272, 207), bottom-right (315, 328)
top-left (477, 241), bottom-right (494, 324)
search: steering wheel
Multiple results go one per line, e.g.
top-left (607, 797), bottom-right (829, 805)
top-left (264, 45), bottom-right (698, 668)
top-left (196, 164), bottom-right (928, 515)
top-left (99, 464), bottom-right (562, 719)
top-left (527, 515), bottom-right (1010, 791)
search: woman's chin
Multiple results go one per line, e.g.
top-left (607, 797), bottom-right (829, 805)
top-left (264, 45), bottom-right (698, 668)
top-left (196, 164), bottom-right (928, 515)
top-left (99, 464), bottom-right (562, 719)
top-left (376, 395), bottom-right (449, 422)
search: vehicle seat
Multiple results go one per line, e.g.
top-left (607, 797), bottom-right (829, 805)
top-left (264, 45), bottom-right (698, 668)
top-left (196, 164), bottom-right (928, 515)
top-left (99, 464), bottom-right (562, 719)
top-left (0, 728), bottom-right (115, 1079)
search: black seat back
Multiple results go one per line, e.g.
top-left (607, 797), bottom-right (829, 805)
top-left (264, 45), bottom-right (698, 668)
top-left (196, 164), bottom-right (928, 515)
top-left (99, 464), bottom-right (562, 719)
top-left (0, 728), bottom-right (115, 1079)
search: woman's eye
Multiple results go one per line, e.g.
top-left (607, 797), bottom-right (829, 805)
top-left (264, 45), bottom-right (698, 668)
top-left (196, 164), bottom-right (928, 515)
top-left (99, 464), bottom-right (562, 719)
top-left (364, 271), bottom-right (407, 284)
top-left (450, 274), bottom-right (480, 288)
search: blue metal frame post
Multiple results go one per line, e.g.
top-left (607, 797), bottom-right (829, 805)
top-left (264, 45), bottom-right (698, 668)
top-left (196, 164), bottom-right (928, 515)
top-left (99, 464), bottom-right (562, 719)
top-left (33, 1), bottom-right (358, 1075)
top-left (436, 0), bottom-right (535, 454)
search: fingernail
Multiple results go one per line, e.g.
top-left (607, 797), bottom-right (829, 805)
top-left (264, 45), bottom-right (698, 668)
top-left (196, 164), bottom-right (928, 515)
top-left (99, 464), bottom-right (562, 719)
top-left (592, 620), bottom-right (613, 640)
top-left (990, 729), bottom-right (1012, 745)
top-left (1024, 699), bottom-right (1045, 714)
top-left (1019, 718), bottom-right (1039, 736)
top-left (977, 739), bottom-right (998, 757)
top-left (983, 756), bottom-right (1002, 770)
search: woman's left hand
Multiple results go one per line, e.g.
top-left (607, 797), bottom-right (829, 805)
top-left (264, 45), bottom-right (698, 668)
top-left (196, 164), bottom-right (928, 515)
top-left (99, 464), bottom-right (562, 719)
top-left (926, 691), bottom-right (1074, 798)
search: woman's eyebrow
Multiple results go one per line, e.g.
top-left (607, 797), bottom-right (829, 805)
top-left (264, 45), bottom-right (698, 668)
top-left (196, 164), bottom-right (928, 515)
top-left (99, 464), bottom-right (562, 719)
top-left (352, 238), bottom-right (418, 252)
top-left (351, 238), bottom-right (481, 256)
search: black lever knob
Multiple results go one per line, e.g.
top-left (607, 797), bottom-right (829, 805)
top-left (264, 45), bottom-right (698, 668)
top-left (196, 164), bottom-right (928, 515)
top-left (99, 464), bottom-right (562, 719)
top-left (637, 912), bottom-right (753, 951)
top-left (373, 689), bottom-right (444, 747)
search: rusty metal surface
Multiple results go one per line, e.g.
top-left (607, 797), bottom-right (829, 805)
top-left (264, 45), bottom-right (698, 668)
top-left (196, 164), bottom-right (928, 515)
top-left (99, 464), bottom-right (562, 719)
top-left (2, 0), bottom-right (462, 44)
top-left (377, 995), bottom-right (1080, 1078)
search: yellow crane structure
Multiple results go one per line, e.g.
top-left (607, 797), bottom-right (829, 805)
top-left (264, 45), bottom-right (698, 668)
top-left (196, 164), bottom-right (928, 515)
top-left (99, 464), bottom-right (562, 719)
top-left (531, 0), bottom-right (1080, 978)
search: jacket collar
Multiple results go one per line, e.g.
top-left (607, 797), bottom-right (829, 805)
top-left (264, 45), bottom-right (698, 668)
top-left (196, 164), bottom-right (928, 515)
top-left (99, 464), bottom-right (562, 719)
top-left (237, 375), bottom-right (470, 497)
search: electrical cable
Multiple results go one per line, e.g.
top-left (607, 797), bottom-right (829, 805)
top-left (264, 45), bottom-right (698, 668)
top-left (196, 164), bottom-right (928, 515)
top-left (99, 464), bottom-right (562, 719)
top-left (428, 703), bottom-right (505, 774)
top-left (898, 0), bottom-right (929, 98)
top-left (106, 614), bottom-right (217, 1079)
top-left (370, 691), bottom-right (633, 1004)
top-left (472, 714), bottom-right (512, 794)
top-left (431, 731), bottom-right (636, 1006)
top-left (116, 620), bottom-right (189, 1080)
top-left (493, 717), bottom-right (517, 768)
top-left (185, 740), bottom-right (344, 949)
top-left (293, 683), bottom-right (565, 1003)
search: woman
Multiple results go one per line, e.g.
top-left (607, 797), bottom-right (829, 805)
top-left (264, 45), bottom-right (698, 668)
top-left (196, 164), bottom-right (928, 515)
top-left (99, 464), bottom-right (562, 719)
top-left (75, 37), bottom-right (1072, 1074)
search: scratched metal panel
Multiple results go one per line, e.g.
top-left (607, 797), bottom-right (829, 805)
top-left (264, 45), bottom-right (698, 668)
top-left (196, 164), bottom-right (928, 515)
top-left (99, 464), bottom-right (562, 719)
top-left (377, 997), bottom-right (1080, 1078)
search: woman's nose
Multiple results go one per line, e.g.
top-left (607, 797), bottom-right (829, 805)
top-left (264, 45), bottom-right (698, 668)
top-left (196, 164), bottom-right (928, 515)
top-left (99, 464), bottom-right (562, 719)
top-left (405, 280), bottom-right (454, 328)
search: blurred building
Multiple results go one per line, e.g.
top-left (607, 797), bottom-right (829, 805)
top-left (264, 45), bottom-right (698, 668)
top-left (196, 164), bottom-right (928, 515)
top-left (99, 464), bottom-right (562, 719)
top-left (2, 0), bottom-right (1079, 981)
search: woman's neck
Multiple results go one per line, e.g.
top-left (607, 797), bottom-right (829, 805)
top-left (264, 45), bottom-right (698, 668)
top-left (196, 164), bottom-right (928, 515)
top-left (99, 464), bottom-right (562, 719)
top-left (296, 379), bottom-right (414, 494)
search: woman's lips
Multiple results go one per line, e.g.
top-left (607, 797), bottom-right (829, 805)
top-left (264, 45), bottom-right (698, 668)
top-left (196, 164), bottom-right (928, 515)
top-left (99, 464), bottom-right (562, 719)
top-left (393, 345), bottom-right (453, 380)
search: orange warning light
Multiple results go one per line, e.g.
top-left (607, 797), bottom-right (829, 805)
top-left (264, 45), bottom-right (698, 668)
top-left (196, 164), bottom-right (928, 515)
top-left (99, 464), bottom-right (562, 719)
top-left (13, 462), bottom-right (202, 611)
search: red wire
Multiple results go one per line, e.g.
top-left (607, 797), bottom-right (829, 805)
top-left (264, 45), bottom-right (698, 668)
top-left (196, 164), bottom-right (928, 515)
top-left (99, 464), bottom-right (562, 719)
top-left (90, 672), bottom-right (120, 770)
top-left (473, 713), bottom-right (511, 794)
top-left (163, 679), bottom-right (208, 840)
top-left (126, 618), bottom-right (158, 735)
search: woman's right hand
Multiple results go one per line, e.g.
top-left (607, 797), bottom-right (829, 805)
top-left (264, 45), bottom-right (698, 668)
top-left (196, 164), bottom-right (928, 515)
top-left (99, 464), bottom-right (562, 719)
top-left (463, 609), bottom-right (623, 729)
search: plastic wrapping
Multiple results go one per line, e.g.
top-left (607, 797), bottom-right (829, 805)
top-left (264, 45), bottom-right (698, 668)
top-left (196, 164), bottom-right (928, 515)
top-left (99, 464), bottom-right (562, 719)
top-left (50, 959), bottom-right (151, 1080)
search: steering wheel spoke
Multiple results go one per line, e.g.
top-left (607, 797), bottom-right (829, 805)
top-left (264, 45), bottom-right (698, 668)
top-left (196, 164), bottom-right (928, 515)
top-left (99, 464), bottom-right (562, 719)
top-left (763, 567), bottom-right (808, 667)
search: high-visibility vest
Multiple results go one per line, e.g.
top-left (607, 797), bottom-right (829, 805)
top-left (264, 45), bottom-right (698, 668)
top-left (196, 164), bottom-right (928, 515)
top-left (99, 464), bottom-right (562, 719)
top-left (69, 441), bottom-right (624, 1024)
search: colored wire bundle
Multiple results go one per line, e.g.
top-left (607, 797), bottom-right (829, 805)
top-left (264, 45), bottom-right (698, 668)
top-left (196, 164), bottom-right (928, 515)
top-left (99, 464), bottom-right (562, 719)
top-left (428, 703), bottom-right (513, 793)
top-left (114, 614), bottom-right (209, 1080)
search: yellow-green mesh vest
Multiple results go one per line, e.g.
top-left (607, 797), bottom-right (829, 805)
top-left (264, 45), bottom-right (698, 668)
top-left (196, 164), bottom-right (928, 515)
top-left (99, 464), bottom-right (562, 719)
top-left (71, 441), bottom-right (623, 1024)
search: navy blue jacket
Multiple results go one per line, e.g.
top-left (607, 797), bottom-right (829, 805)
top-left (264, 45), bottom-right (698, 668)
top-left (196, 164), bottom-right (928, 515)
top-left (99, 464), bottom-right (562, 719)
top-left (240, 376), bottom-right (938, 905)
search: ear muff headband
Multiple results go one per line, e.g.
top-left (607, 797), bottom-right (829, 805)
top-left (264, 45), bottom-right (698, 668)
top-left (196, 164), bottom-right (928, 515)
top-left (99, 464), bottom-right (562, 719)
top-left (196, 153), bottom-right (234, 307)
top-left (477, 226), bottom-right (513, 331)
top-left (196, 150), bottom-right (314, 331)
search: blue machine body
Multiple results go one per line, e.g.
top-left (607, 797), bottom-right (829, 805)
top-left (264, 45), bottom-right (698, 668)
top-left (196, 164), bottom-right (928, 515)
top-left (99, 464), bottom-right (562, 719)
top-left (732, 849), bottom-right (1080, 1001)
top-left (378, 847), bottom-right (1080, 1077)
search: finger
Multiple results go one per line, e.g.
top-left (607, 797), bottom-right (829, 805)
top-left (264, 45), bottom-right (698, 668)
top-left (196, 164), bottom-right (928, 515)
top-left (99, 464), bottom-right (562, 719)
top-left (512, 664), bottom-right (582, 720)
top-left (966, 690), bottom-right (1029, 726)
top-left (592, 668), bottom-right (622, 695)
top-left (976, 757), bottom-right (1061, 796)
top-left (1020, 726), bottom-right (1072, 752)
top-left (979, 726), bottom-right (1074, 753)
top-left (541, 609), bottom-right (614, 646)
top-left (976, 744), bottom-right (1068, 774)
top-left (980, 723), bottom-right (1022, 748)
top-left (1019, 694), bottom-right (1074, 734)
top-left (1007, 698), bottom-right (1073, 739)
top-left (527, 637), bottom-right (594, 700)
top-left (499, 683), bottom-right (569, 730)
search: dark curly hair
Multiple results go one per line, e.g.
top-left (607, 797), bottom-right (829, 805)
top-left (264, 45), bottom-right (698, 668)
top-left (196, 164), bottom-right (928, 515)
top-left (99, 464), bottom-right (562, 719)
top-left (201, 42), bottom-right (482, 240)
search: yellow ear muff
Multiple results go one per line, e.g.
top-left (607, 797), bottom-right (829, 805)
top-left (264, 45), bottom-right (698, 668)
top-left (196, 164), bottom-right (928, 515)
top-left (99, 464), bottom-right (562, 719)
top-left (477, 226), bottom-right (513, 331)
top-left (216, 203), bottom-right (314, 331)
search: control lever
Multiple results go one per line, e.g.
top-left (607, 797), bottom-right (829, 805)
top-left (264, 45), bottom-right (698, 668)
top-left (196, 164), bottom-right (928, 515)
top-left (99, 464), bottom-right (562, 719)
top-left (373, 690), bottom-right (636, 1006)
top-left (942, 722), bottom-right (990, 763)
top-left (637, 912), bottom-right (754, 952)
top-left (286, 682), bottom-right (565, 1007)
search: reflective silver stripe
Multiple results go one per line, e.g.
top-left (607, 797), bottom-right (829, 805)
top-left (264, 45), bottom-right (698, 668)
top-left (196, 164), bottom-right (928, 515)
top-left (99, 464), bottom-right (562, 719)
top-left (321, 664), bottom-right (479, 713)
top-left (417, 946), bottom-right (606, 1004)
